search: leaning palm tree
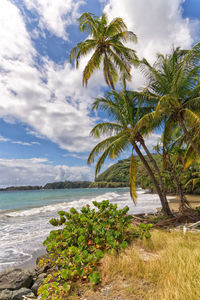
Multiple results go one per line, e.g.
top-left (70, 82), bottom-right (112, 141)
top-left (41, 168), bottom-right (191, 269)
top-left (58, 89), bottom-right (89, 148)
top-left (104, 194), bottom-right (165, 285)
top-left (70, 12), bottom-right (138, 89)
top-left (132, 43), bottom-right (200, 157)
top-left (88, 89), bottom-right (172, 216)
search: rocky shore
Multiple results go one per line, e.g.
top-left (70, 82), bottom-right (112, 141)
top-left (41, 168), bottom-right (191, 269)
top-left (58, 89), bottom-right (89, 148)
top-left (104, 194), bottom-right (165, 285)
top-left (0, 257), bottom-right (48, 300)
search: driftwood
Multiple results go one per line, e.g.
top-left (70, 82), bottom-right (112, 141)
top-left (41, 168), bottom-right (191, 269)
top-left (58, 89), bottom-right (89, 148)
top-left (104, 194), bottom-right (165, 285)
top-left (187, 220), bottom-right (200, 228)
top-left (131, 208), bottom-right (200, 228)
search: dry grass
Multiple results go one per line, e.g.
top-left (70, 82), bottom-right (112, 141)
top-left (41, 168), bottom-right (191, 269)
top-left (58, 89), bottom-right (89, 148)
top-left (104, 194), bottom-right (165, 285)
top-left (94, 230), bottom-right (200, 300)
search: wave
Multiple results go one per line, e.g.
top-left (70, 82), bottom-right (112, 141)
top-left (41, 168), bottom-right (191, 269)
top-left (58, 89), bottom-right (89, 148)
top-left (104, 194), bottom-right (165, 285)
top-left (4, 191), bottom-right (121, 218)
top-left (4, 190), bottom-right (174, 218)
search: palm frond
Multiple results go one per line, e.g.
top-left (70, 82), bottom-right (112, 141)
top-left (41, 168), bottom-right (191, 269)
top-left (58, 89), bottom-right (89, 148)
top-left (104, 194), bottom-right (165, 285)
top-left (105, 17), bottom-right (127, 37)
top-left (70, 39), bottom-right (97, 67)
top-left (87, 135), bottom-right (120, 165)
top-left (103, 55), bottom-right (118, 88)
top-left (83, 48), bottom-right (102, 86)
top-left (94, 134), bottom-right (129, 175)
top-left (90, 122), bottom-right (123, 138)
top-left (78, 12), bottom-right (98, 36)
top-left (111, 31), bottom-right (137, 43)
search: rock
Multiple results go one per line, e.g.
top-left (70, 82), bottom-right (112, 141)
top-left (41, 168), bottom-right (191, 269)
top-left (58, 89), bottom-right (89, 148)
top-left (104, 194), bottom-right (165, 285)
top-left (0, 289), bottom-right (13, 300)
top-left (36, 255), bottom-right (47, 266)
top-left (35, 255), bottom-right (50, 275)
top-left (0, 269), bottom-right (33, 290)
top-left (31, 273), bottom-right (46, 296)
top-left (12, 288), bottom-right (34, 300)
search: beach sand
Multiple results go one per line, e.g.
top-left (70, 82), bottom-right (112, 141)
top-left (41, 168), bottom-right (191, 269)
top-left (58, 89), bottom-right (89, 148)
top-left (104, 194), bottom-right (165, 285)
top-left (169, 194), bottom-right (200, 210)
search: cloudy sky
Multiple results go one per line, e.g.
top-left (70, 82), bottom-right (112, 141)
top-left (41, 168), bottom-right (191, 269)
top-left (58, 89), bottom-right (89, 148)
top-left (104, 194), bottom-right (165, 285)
top-left (0, 0), bottom-right (199, 187)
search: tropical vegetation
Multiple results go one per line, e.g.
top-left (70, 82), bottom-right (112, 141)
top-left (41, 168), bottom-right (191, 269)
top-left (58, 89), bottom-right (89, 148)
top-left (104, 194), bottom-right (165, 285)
top-left (94, 155), bottom-right (200, 195)
top-left (38, 11), bottom-right (200, 300)
top-left (70, 12), bottom-right (138, 89)
top-left (85, 29), bottom-right (200, 214)
top-left (87, 89), bottom-right (171, 215)
top-left (38, 200), bottom-right (151, 299)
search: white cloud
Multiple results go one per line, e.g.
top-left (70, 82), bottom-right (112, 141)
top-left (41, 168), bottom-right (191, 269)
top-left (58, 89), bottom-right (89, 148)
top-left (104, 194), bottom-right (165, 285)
top-left (12, 141), bottom-right (32, 146)
top-left (144, 133), bottom-right (161, 151)
top-left (0, 158), bottom-right (93, 187)
top-left (0, 135), bottom-right (10, 142)
top-left (0, 134), bottom-right (39, 146)
top-left (0, 0), bottom-right (105, 153)
top-left (23, 0), bottom-right (85, 39)
top-left (103, 0), bottom-right (200, 89)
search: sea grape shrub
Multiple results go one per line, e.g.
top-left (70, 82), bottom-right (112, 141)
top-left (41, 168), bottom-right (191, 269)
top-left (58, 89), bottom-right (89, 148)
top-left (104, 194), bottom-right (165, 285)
top-left (38, 200), bottom-right (152, 299)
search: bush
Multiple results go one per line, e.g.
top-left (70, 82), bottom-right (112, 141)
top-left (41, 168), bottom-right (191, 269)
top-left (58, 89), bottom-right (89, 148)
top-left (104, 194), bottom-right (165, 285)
top-left (38, 200), bottom-right (152, 299)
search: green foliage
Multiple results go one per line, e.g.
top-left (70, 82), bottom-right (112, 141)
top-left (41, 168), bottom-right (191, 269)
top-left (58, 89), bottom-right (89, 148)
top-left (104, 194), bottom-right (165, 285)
top-left (95, 155), bottom-right (200, 195)
top-left (38, 200), bottom-right (152, 299)
top-left (43, 181), bottom-right (91, 189)
top-left (70, 12), bottom-right (138, 89)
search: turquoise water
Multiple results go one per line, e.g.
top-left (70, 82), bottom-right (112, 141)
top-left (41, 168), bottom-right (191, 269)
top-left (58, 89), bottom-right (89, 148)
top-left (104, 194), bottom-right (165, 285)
top-left (0, 187), bottom-right (167, 271)
top-left (0, 188), bottom-right (124, 211)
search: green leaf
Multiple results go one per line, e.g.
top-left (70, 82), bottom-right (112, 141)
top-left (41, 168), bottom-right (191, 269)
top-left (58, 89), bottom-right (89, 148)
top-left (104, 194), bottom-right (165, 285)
top-left (89, 272), bottom-right (101, 285)
top-left (61, 268), bottom-right (71, 280)
top-left (95, 250), bottom-right (104, 259)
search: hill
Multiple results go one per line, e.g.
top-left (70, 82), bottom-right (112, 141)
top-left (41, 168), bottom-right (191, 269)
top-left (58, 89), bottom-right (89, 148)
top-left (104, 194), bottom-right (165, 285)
top-left (93, 154), bottom-right (200, 194)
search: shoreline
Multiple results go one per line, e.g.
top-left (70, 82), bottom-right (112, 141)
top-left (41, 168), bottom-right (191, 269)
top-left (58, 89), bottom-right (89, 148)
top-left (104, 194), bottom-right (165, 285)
top-left (1, 193), bottom-right (200, 274)
top-left (16, 248), bottom-right (46, 271)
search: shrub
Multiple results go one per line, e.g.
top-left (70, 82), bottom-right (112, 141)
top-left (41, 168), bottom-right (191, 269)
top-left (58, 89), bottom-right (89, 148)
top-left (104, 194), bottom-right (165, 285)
top-left (38, 200), bottom-right (152, 299)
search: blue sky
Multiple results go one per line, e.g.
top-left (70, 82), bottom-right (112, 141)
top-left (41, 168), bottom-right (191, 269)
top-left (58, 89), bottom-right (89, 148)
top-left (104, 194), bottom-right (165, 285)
top-left (0, 0), bottom-right (199, 187)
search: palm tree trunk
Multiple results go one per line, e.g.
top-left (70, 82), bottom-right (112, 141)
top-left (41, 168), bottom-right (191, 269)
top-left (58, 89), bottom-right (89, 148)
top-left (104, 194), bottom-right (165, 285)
top-left (138, 135), bottom-right (169, 205)
top-left (179, 117), bottom-right (200, 157)
top-left (132, 141), bottom-right (173, 216)
top-left (167, 155), bottom-right (191, 210)
top-left (104, 52), bottom-right (115, 90)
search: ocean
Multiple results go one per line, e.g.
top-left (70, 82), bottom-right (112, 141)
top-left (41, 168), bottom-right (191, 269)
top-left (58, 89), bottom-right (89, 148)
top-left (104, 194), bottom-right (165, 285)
top-left (0, 188), bottom-right (168, 272)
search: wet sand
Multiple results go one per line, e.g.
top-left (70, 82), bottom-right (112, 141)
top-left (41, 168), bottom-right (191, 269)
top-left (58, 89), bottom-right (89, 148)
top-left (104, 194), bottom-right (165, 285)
top-left (16, 248), bottom-right (46, 271)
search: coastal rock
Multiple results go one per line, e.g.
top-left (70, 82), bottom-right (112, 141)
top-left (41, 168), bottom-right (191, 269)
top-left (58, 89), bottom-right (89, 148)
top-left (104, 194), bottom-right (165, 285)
top-left (12, 288), bottom-right (34, 300)
top-left (31, 273), bottom-right (46, 295)
top-left (0, 269), bottom-right (33, 290)
top-left (35, 255), bottom-right (50, 275)
top-left (0, 289), bottom-right (13, 300)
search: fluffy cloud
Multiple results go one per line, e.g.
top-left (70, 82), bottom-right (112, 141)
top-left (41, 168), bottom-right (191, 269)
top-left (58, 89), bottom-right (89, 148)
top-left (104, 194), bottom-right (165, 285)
top-left (0, 0), bottom-right (105, 153)
top-left (104, 0), bottom-right (200, 89)
top-left (0, 158), bottom-right (93, 187)
top-left (144, 133), bottom-right (161, 151)
top-left (23, 0), bottom-right (85, 39)
top-left (104, 0), bottom-right (199, 60)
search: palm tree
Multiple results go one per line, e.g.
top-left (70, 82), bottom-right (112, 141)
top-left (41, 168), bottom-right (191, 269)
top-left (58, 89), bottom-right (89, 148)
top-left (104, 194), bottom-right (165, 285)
top-left (88, 89), bottom-right (172, 216)
top-left (70, 12), bottom-right (138, 89)
top-left (132, 43), bottom-right (200, 157)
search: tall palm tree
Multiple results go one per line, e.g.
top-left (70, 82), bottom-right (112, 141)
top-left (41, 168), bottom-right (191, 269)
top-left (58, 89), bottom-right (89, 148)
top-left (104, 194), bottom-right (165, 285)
top-left (70, 12), bottom-right (138, 89)
top-left (132, 43), bottom-right (200, 157)
top-left (88, 89), bottom-right (172, 216)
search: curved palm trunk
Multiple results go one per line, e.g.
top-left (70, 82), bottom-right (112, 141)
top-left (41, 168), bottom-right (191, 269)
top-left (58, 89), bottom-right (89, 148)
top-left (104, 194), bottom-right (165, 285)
top-left (167, 155), bottom-right (191, 210)
top-left (132, 141), bottom-right (173, 216)
top-left (104, 52), bottom-right (115, 90)
top-left (179, 117), bottom-right (200, 157)
top-left (138, 135), bottom-right (170, 211)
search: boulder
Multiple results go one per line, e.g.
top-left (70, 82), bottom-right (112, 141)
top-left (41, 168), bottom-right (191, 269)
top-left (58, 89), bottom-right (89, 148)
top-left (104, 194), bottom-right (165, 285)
top-left (35, 256), bottom-right (50, 275)
top-left (0, 269), bottom-right (33, 290)
top-left (31, 273), bottom-right (46, 295)
top-left (12, 288), bottom-right (34, 300)
top-left (0, 289), bottom-right (13, 300)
